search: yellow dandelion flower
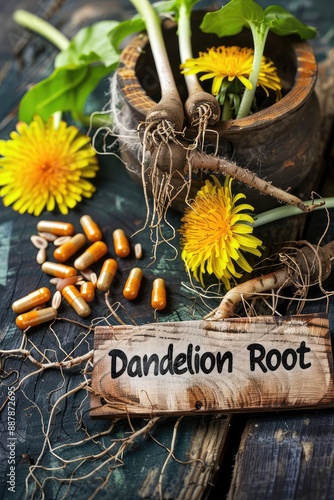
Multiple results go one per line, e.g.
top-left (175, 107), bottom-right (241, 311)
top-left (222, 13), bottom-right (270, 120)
top-left (0, 115), bottom-right (99, 216)
top-left (180, 45), bottom-right (282, 100)
top-left (179, 176), bottom-right (262, 290)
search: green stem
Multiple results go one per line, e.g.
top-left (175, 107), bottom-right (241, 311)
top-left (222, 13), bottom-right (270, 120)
top-left (237, 27), bottom-right (269, 119)
top-left (74, 110), bottom-right (113, 129)
top-left (129, 0), bottom-right (178, 97)
top-left (13, 9), bottom-right (70, 51)
top-left (177, 2), bottom-right (203, 95)
top-left (222, 98), bottom-right (233, 120)
top-left (254, 198), bottom-right (334, 228)
top-left (14, 9), bottom-right (70, 127)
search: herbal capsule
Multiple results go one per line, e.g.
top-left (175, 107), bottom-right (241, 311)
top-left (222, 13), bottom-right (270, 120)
top-left (80, 281), bottom-right (95, 303)
top-left (53, 233), bottom-right (87, 262)
top-left (37, 220), bottom-right (75, 236)
top-left (42, 261), bottom-right (77, 278)
top-left (151, 278), bottom-right (167, 310)
top-left (16, 307), bottom-right (57, 330)
top-left (80, 215), bottom-right (102, 242)
top-left (62, 285), bottom-right (91, 317)
top-left (96, 259), bottom-right (118, 292)
top-left (12, 287), bottom-right (51, 314)
top-left (74, 241), bottom-right (108, 271)
top-left (113, 229), bottom-right (130, 258)
top-left (123, 267), bottom-right (143, 300)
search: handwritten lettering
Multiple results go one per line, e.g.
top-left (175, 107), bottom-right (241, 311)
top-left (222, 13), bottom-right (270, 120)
top-left (248, 341), bottom-right (311, 372)
top-left (108, 341), bottom-right (313, 379)
top-left (109, 343), bottom-right (233, 379)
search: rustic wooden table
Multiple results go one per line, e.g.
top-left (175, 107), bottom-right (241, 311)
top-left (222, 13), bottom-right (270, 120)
top-left (1, 1), bottom-right (334, 499)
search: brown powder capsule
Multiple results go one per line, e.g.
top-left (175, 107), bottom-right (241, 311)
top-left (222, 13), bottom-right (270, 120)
top-left (74, 241), bottom-right (108, 270)
top-left (96, 259), bottom-right (118, 292)
top-left (123, 268), bottom-right (143, 300)
top-left (80, 215), bottom-right (103, 242)
top-left (113, 229), bottom-right (130, 258)
top-left (37, 220), bottom-right (75, 236)
top-left (42, 261), bottom-right (77, 278)
top-left (80, 281), bottom-right (96, 302)
top-left (151, 278), bottom-right (167, 310)
top-left (61, 285), bottom-right (91, 317)
top-left (16, 307), bottom-right (57, 330)
top-left (53, 233), bottom-right (87, 262)
top-left (12, 287), bottom-right (51, 314)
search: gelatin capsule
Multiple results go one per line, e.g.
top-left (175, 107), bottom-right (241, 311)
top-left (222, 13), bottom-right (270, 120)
top-left (37, 220), bottom-right (75, 236)
top-left (12, 287), bottom-right (51, 314)
top-left (53, 233), bottom-right (87, 262)
top-left (113, 229), bottom-right (130, 258)
top-left (123, 267), bottom-right (143, 300)
top-left (97, 258), bottom-right (118, 292)
top-left (74, 241), bottom-right (108, 271)
top-left (80, 281), bottom-right (96, 303)
top-left (80, 215), bottom-right (102, 242)
top-left (151, 278), bottom-right (167, 310)
top-left (62, 285), bottom-right (91, 317)
top-left (42, 261), bottom-right (77, 278)
top-left (16, 307), bottom-right (57, 330)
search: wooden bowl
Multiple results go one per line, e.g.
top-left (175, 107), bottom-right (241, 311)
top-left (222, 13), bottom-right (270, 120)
top-left (115, 11), bottom-right (321, 213)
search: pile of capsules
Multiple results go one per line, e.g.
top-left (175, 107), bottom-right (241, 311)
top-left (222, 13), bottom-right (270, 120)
top-left (12, 215), bottom-right (167, 330)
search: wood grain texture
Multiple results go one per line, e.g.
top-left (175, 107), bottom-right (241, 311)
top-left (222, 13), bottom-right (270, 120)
top-left (91, 315), bottom-right (334, 417)
top-left (228, 410), bottom-right (334, 500)
top-left (0, 0), bottom-right (334, 499)
top-left (0, 3), bottom-right (232, 499)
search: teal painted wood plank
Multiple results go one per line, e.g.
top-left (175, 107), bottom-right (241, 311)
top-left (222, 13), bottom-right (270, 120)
top-left (229, 409), bottom-right (334, 500)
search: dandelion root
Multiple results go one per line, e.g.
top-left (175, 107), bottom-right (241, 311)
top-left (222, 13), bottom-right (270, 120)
top-left (148, 141), bottom-right (320, 212)
top-left (207, 242), bottom-right (334, 320)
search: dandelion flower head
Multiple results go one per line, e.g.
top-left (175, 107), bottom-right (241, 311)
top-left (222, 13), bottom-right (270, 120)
top-left (180, 176), bottom-right (262, 290)
top-left (0, 115), bottom-right (99, 216)
top-left (180, 45), bottom-right (282, 100)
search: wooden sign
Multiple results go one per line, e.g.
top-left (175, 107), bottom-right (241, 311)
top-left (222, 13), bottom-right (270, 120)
top-left (90, 314), bottom-right (334, 418)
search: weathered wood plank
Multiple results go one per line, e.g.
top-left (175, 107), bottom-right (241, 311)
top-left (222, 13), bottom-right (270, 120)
top-left (90, 315), bottom-right (334, 417)
top-left (136, 414), bottom-right (232, 500)
top-left (228, 410), bottom-right (334, 500)
top-left (0, 1), bottom-right (334, 499)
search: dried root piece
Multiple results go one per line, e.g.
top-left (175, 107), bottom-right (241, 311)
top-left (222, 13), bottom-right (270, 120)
top-left (148, 142), bottom-right (322, 213)
top-left (206, 241), bottom-right (334, 320)
top-left (188, 149), bottom-right (322, 213)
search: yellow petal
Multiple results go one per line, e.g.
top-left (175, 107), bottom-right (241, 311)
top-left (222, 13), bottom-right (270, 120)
top-left (0, 115), bottom-right (99, 216)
